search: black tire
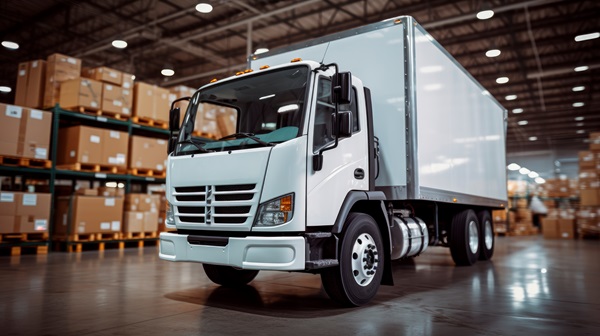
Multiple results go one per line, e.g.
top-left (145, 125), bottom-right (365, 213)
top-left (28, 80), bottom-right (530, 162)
top-left (203, 264), bottom-right (259, 287)
top-left (477, 210), bottom-right (495, 260)
top-left (321, 212), bottom-right (384, 306)
top-left (449, 209), bottom-right (480, 266)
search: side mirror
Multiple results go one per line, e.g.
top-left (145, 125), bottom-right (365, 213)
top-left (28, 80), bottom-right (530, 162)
top-left (313, 153), bottom-right (323, 171)
top-left (169, 107), bottom-right (181, 132)
top-left (338, 111), bottom-right (352, 138)
top-left (332, 72), bottom-right (352, 105)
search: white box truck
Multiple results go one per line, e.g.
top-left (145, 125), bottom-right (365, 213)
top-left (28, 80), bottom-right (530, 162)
top-left (159, 16), bottom-right (507, 306)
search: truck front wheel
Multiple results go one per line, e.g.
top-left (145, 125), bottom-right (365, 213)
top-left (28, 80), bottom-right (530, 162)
top-left (321, 212), bottom-right (384, 306)
top-left (449, 209), bottom-right (480, 266)
top-left (203, 264), bottom-right (259, 287)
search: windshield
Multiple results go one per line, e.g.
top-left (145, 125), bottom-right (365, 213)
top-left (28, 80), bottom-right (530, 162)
top-left (175, 65), bottom-right (310, 155)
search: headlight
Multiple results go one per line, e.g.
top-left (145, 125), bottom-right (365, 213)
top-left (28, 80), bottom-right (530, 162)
top-left (165, 201), bottom-right (176, 228)
top-left (254, 193), bottom-right (294, 227)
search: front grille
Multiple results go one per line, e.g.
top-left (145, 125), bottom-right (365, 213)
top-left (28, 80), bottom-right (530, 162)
top-left (173, 184), bottom-right (257, 226)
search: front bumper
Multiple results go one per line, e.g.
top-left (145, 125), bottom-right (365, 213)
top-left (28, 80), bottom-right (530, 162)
top-left (159, 232), bottom-right (306, 271)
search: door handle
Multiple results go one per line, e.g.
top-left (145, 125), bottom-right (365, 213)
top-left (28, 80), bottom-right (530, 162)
top-left (354, 168), bottom-right (365, 180)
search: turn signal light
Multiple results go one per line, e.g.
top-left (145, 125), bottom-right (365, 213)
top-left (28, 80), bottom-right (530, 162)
top-left (210, 78), bottom-right (218, 83)
top-left (260, 65), bottom-right (270, 70)
top-left (291, 58), bottom-right (302, 63)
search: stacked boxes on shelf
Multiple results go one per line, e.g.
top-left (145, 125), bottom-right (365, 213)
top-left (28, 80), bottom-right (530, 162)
top-left (133, 82), bottom-right (170, 124)
top-left (54, 191), bottom-right (124, 237)
top-left (15, 60), bottom-right (46, 108)
top-left (57, 125), bottom-right (129, 170)
top-left (0, 103), bottom-right (52, 160)
top-left (82, 66), bottom-right (133, 117)
top-left (123, 194), bottom-right (161, 234)
top-left (576, 132), bottom-right (600, 237)
top-left (0, 191), bottom-right (51, 234)
top-left (44, 53), bottom-right (82, 108)
top-left (129, 136), bottom-right (167, 175)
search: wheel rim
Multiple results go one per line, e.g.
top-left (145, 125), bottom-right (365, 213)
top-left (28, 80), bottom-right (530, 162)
top-left (484, 220), bottom-right (493, 250)
top-left (468, 220), bottom-right (479, 254)
top-left (351, 233), bottom-right (379, 287)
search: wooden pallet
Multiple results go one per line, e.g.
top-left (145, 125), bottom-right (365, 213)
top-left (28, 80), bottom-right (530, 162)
top-left (122, 231), bottom-right (158, 239)
top-left (192, 131), bottom-right (218, 140)
top-left (0, 244), bottom-right (48, 256)
top-left (0, 232), bottom-right (49, 243)
top-left (0, 155), bottom-right (51, 169)
top-left (73, 106), bottom-right (130, 121)
top-left (132, 116), bottom-right (168, 129)
top-left (54, 232), bottom-right (122, 242)
top-left (57, 162), bottom-right (127, 174)
top-left (56, 237), bottom-right (158, 253)
top-left (128, 168), bottom-right (166, 178)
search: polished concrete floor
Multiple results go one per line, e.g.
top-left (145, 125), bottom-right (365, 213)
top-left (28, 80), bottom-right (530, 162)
top-left (1, 236), bottom-right (599, 336)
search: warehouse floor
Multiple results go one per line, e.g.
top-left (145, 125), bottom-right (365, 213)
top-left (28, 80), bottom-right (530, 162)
top-left (1, 236), bottom-right (599, 336)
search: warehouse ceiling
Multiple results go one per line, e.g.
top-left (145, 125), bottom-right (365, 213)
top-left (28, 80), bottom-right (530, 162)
top-left (0, 0), bottom-right (598, 154)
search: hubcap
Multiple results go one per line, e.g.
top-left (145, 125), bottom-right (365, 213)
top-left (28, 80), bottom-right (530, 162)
top-left (468, 220), bottom-right (479, 254)
top-left (351, 233), bottom-right (379, 287)
top-left (484, 220), bottom-right (493, 250)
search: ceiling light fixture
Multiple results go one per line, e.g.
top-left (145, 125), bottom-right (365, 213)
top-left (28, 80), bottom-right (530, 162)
top-left (1, 41), bottom-right (19, 50)
top-left (572, 86), bottom-right (585, 92)
top-left (505, 94), bottom-right (517, 100)
top-left (485, 49), bottom-right (501, 57)
top-left (496, 76), bottom-right (509, 84)
top-left (577, 130), bottom-right (585, 134)
top-left (507, 163), bottom-right (521, 171)
top-left (535, 177), bottom-right (546, 184)
top-left (0, 86), bottom-right (12, 93)
top-left (476, 10), bottom-right (494, 20)
top-left (195, 3), bottom-right (213, 13)
top-left (161, 66), bottom-right (175, 77)
top-left (528, 136), bottom-right (538, 141)
top-left (575, 32), bottom-right (599, 42)
top-left (572, 102), bottom-right (585, 107)
top-left (517, 120), bottom-right (528, 126)
top-left (575, 116), bottom-right (584, 121)
top-left (519, 167), bottom-right (531, 175)
top-left (574, 65), bottom-right (589, 72)
top-left (528, 171), bottom-right (539, 178)
top-left (512, 108), bottom-right (523, 114)
top-left (112, 39), bottom-right (127, 49)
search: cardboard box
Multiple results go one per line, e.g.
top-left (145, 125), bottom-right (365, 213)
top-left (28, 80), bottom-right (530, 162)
top-left (102, 83), bottom-right (131, 116)
top-left (541, 218), bottom-right (559, 239)
top-left (122, 73), bottom-right (134, 90)
top-left (124, 211), bottom-right (144, 233)
top-left (0, 192), bottom-right (18, 216)
top-left (98, 187), bottom-right (124, 197)
top-left (17, 108), bottom-right (52, 160)
top-left (15, 62), bottom-right (29, 106)
top-left (0, 104), bottom-right (23, 156)
top-left (590, 133), bottom-right (600, 151)
top-left (129, 136), bottom-right (167, 171)
top-left (125, 194), bottom-right (160, 212)
top-left (15, 192), bottom-right (51, 233)
top-left (143, 211), bottom-right (159, 232)
top-left (44, 53), bottom-right (82, 108)
top-left (0, 216), bottom-right (17, 233)
top-left (217, 110), bottom-right (236, 137)
top-left (558, 219), bottom-right (575, 239)
top-left (168, 85), bottom-right (196, 122)
top-left (103, 130), bottom-right (128, 167)
top-left (579, 151), bottom-right (595, 169)
top-left (84, 66), bottom-right (122, 85)
top-left (58, 125), bottom-right (103, 164)
top-left (54, 196), bottom-right (124, 235)
top-left (59, 78), bottom-right (102, 110)
top-left (133, 83), bottom-right (170, 122)
top-left (580, 189), bottom-right (600, 206)
top-left (15, 60), bottom-right (46, 108)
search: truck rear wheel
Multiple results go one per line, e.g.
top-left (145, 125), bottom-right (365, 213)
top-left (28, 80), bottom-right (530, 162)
top-left (203, 264), bottom-right (259, 287)
top-left (449, 209), bottom-right (480, 266)
top-left (321, 212), bottom-right (383, 306)
top-left (477, 210), bottom-right (494, 260)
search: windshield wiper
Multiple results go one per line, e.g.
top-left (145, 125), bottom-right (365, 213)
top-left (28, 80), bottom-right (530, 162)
top-left (177, 138), bottom-right (212, 153)
top-left (218, 133), bottom-right (274, 147)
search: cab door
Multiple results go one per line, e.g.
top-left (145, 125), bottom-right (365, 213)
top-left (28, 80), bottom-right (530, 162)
top-left (306, 75), bottom-right (369, 227)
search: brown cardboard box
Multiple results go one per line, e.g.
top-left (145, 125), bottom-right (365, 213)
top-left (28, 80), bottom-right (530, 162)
top-left (15, 62), bottom-right (29, 106)
top-left (580, 189), bottom-right (600, 206)
top-left (0, 216), bottom-right (17, 233)
top-left (26, 60), bottom-right (47, 108)
top-left (98, 187), bottom-right (124, 197)
top-left (541, 218), bottom-right (559, 239)
top-left (129, 136), bottom-right (167, 171)
top-left (15, 192), bottom-right (51, 233)
top-left (558, 219), bottom-right (575, 239)
top-left (125, 194), bottom-right (160, 212)
top-left (54, 196), bottom-right (124, 235)
top-left (102, 130), bottom-right (128, 168)
top-left (17, 108), bottom-right (52, 160)
top-left (44, 53), bottom-right (82, 108)
top-left (217, 110), bottom-right (236, 137)
top-left (168, 85), bottom-right (196, 122)
top-left (579, 170), bottom-right (600, 190)
top-left (122, 73), bottom-right (134, 90)
top-left (75, 188), bottom-right (98, 196)
top-left (579, 151), bottom-right (595, 169)
top-left (133, 83), bottom-right (170, 122)
top-left (102, 83), bottom-right (131, 115)
top-left (0, 104), bottom-right (23, 156)
top-left (84, 66), bottom-right (122, 85)
top-left (57, 125), bottom-right (103, 165)
top-left (143, 211), bottom-right (159, 232)
top-left (59, 78), bottom-right (102, 110)
top-left (590, 133), bottom-right (600, 151)
top-left (123, 211), bottom-right (144, 233)
top-left (0, 191), bottom-right (18, 216)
